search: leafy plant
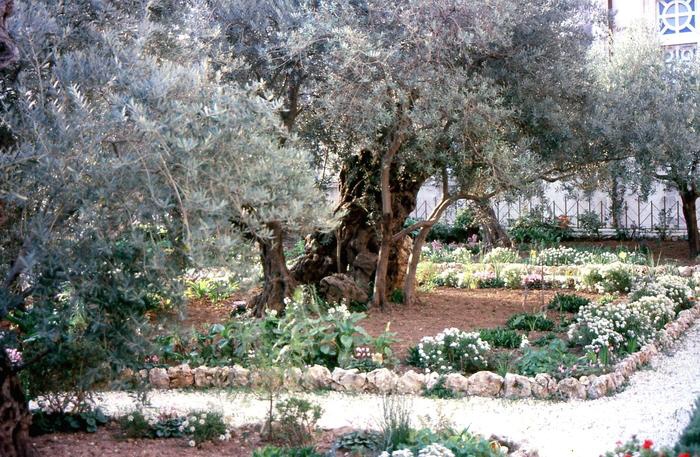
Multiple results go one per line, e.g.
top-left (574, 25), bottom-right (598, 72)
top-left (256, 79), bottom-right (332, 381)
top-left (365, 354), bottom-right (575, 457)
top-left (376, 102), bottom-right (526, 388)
top-left (478, 328), bottom-right (523, 349)
top-left (180, 411), bottom-right (229, 447)
top-left (676, 397), bottom-right (700, 456)
top-left (335, 430), bottom-right (384, 453)
top-left (548, 293), bottom-right (591, 313)
top-left (508, 211), bottom-right (570, 246)
top-left (30, 407), bottom-right (109, 435)
top-left (506, 313), bottom-right (555, 332)
top-left (577, 210), bottom-right (603, 239)
top-left (391, 288), bottom-right (405, 304)
top-left (516, 339), bottom-right (583, 379)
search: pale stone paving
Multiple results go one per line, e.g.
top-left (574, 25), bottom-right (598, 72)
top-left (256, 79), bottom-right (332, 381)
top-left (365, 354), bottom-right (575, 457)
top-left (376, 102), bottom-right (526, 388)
top-left (87, 322), bottom-right (700, 457)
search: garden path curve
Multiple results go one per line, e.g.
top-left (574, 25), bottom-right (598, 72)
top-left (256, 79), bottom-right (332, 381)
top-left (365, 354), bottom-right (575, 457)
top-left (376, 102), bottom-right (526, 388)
top-left (91, 323), bottom-right (700, 457)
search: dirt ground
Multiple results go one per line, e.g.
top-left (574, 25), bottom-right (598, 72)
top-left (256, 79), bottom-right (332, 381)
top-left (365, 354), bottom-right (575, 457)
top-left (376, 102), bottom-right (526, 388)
top-left (31, 423), bottom-right (344, 457)
top-left (361, 287), bottom-right (599, 359)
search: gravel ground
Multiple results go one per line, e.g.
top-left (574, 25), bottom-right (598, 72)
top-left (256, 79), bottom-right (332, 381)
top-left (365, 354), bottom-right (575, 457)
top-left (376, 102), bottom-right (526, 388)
top-left (86, 323), bottom-right (700, 457)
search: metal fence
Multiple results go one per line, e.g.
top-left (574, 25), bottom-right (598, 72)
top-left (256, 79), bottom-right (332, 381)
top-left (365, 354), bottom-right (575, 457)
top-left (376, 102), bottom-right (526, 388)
top-left (410, 195), bottom-right (696, 237)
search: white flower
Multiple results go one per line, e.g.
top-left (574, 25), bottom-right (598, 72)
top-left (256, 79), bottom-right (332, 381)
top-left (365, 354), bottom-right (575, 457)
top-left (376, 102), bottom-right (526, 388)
top-left (199, 418), bottom-right (205, 425)
top-left (188, 440), bottom-right (196, 447)
top-left (127, 415), bottom-right (134, 422)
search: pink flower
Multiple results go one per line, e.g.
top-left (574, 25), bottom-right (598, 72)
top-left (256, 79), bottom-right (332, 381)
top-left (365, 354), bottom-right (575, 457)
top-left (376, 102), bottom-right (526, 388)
top-left (5, 348), bottom-right (22, 365)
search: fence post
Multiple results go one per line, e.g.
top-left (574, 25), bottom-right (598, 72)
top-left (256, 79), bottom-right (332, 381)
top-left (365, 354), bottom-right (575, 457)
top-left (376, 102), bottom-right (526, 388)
top-left (637, 197), bottom-right (641, 228)
top-left (625, 201), bottom-right (628, 228)
top-left (576, 200), bottom-right (580, 227)
top-left (600, 201), bottom-right (604, 224)
top-left (651, 201), bottom-right (655, 230)
top-left (677, 200), bottom-right (680, 228)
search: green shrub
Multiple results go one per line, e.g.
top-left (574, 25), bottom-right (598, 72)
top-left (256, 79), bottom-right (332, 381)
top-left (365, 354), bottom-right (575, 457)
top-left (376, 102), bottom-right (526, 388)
top-left (506, 313), bottom-right (555, 332)
top-left (181, 411), bottom-right (228, 446)
top-left (508, 212), bottom-right (570, 246)
top-left (547, 293), bottom-right (591, 313)
top-left (676, 397), bottom-right (700, 455)
top-left (478, 328), bottom-right (523, 349)
top-left (334, 430), bottom-right (384, 453)
top-left (390, 288), bottom-right (405, 304)
top-left (119, 410), bottom-right (152, 439)
top-left (516, 339), bottom-right (594, 379)
top-left (30, 407), bottom-right (108, 435)
top-left (274, 398), bottom-right (322, 447)
top-left (577, 210), bottom-right (603, 239)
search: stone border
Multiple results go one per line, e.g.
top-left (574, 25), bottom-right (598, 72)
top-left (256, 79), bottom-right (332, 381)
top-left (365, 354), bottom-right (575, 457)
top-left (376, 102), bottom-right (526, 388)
top-left (138, 303), bottom-right (700, 401)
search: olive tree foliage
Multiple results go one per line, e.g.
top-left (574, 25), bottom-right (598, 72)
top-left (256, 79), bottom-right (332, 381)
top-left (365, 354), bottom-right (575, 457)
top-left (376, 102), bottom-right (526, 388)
top-left (177, 0), bottom-right (604, 308)
top-left (0, 1), bottom-right (328, 455)
top-left (591, 27), bottom-right (700, 256)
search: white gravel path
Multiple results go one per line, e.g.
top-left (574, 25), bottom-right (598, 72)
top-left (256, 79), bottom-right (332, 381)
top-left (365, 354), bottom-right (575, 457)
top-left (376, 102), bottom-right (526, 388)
top-left (88, 322), bottom-right (700, 457)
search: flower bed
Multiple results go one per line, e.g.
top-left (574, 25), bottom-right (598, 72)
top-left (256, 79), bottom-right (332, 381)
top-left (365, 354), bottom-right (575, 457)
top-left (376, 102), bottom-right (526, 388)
top-left (133, 301), bottom-right (700, 401)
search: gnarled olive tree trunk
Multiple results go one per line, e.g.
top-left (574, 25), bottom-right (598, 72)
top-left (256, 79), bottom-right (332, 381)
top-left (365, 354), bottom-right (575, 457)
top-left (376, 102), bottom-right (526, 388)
top-left (292, 150), bottom-right (424, 303)
top-left (0, 358), bottom-right (35, 457)
top-left (252, 221), bottom-right (296, 316)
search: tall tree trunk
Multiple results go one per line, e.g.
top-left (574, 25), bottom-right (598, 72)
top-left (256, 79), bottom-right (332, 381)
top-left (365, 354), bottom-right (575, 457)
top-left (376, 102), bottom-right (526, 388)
top-left (292, 150), bottom-right (425, 301)
top-left (252, 222), bottom-right (296, 316)
top-left (680, 190), bottom-right (700, 258)
top-left (401, 193), bottom-right (461, 306)
top-left (474, 198), bottom-right (510, 248)
top-left (609, 177), bottom-right (624, 230)
top-left (0, 360), bottom-right (36, 457)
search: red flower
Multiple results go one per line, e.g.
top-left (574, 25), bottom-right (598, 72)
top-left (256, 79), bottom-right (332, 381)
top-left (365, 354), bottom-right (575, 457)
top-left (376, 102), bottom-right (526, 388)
top-left (642, 439), bottom-right (654, 449)
top-left (678, 454), bottom-right (691, 457)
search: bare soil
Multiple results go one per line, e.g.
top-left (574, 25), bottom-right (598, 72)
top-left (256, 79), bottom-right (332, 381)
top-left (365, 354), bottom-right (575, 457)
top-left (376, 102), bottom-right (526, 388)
top-left (31, 423), bottom-right (344, 457)
top-left (361, 287), bottom-right (599, 359)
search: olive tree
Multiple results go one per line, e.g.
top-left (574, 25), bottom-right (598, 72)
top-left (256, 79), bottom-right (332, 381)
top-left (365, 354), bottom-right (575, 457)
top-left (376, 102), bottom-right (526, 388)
top-left (592, 27), bottom-right (700, 257)
top-left (0, 1), bottom-right (328, 454)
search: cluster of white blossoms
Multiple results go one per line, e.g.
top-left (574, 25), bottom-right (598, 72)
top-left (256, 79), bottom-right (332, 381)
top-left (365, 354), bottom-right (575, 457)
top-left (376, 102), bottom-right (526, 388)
top-left (418, 328), bottom-right (490, 374)
top-left (327, 303), bottom-right (352, 320)
top-left (569, 286), bottom-right (677, 358)
top-left (379, 443), bottom-right (455, 457)
top-left (535, 247), bottom-right (646, 266)
top-left (632, 274), bottom-right (693, 310)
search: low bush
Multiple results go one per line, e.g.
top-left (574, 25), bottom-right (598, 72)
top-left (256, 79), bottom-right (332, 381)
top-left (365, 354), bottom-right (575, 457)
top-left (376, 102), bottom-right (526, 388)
top-left (180, 411), bottom-right (229, 447)
top-left (274, 398), bottom-right (322, 447)
top-left (631, 275), bottom-right (693, 312)
top-left (508, 212), bottom-right (570, 246)
top-left (334, 430), bottom-right (384, 453)
top-left (516, 339), bottom-right (594, 379)
top-left (478, 328), bottom-right (523, 349)
top-left (416, 328), bottom-right (490, 374)
top-left (118, 409), bottom-right (185, 439)
top-left (548, 293), bottom-right (591, 313)
top-left (675, 397), bottom-right (700, 456)
top-left (30, 407), bottom-right (109, 435)
top-left (506, 313), bottom-right (555, 332)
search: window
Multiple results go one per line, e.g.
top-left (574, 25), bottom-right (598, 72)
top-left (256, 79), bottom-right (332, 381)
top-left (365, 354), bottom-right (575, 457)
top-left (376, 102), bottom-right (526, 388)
top-left (658, 0), bottom-right (696, 36)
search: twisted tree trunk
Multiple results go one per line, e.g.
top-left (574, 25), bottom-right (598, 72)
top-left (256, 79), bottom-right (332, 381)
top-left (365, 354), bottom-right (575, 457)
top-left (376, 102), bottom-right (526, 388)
top-left (292, 150), bottom-right (424, 302)
top-left (252, 222), bottom-right (296, 316)
top-left (0, 358), bottom-right (35, 457)
top-left (0, 0), bottom-right (17, 70)
top-left (680, 189), bottom-right (700, 259)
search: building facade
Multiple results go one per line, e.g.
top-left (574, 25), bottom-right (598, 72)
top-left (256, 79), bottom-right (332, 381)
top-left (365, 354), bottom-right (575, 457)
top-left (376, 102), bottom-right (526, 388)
top-left (609, 0), bottom-right (698, 59)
